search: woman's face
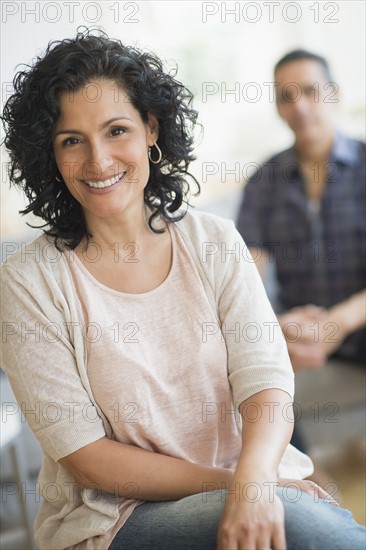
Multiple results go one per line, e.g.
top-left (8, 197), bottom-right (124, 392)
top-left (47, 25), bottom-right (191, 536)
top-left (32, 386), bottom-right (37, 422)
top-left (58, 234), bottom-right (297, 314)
top-left (52, 79), bottom-right (158, 220)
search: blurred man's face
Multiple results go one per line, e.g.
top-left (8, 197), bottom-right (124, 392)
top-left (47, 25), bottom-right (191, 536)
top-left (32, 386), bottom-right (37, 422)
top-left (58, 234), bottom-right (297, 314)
top-left (275, 59), bottom-right (337, 147)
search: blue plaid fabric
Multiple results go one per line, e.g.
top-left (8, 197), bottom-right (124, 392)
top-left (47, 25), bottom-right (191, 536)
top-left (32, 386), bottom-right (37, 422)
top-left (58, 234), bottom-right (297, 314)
top-left (237, 133), bottom-right (366, 363)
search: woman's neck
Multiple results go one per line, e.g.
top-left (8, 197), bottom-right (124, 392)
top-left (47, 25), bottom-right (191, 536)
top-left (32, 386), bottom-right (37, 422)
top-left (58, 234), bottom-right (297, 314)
top-left (81, 202), bottom-right (160, 252)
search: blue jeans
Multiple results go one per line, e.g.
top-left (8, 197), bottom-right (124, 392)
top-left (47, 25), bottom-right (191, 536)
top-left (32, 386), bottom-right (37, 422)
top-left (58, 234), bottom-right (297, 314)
top-left (109, 488), bottom-right (366, 549)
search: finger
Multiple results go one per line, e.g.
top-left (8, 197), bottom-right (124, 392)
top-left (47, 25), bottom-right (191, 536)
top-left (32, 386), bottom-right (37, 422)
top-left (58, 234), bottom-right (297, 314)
top-left (304, 481), bottom-right (339, 506)
top-left (307, 353), bottom-right (326, 368)
top-left (271, 525), bottom-right (287, 550)
top-left (299, 345), bottom-right (326, 366)
top-left (217, 531), bottom-right (239, 550)
top-left (317, 488), bottom-right (339, 506)
top-left (289, 346), bottom-right (326, 369)
top-left (296, 328), bottom-right (319, 343)
top-left (256, 534), bottom-right (272, 550)
top-left (238, 534), bottom-right (255, 550)
top-left (304, 304), bottom-right (327, 317)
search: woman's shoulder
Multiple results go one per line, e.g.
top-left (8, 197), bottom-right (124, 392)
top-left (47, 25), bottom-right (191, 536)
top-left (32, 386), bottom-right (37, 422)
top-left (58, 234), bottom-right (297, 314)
top-left (1, 232), bottom-right (79, 324)
top-left (1, 232), bottom-right (67, 282)
top-left (175, 206), bottom-right (237, 241)
top-left (173, 208), bottom-right (244, 282)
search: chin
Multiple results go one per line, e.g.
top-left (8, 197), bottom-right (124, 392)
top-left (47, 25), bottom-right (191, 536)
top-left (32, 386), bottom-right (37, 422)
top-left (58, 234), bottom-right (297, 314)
top-left (295, 127), bottom-right (320, 145)
top-left (87, 204), bottom-right (128, 218)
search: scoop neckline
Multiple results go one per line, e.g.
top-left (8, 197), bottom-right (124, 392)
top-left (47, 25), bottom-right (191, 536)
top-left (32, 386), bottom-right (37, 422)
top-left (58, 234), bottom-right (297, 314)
top-left (65, 222), bottom-right (176, 299)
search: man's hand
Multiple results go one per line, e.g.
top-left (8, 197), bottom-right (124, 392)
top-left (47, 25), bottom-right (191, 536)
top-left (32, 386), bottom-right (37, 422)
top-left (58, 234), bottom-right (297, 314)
top-left (278, 305), bottom-right (329, 371)
top-left (278, 291), bottom-right (366, 371)
top-left (278, 304), bottom-right (327, 342)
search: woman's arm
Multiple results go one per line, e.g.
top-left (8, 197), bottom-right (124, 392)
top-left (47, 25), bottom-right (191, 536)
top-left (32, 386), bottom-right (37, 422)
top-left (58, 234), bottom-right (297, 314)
top-left (59, 438), bottom-right (233, 501)
top-left (217, 388), bottom-right (293, 550)
top-left (3, 260), bottom-right (232, 502)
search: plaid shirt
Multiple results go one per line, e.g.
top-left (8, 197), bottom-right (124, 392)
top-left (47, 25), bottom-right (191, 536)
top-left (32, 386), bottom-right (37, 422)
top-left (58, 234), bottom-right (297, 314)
top-left (237, 132), bottom-right (366, 363)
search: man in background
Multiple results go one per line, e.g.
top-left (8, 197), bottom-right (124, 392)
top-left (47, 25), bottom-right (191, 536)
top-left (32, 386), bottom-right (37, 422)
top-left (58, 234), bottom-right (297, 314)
top-left (236, 50), bottom-right (365, 453)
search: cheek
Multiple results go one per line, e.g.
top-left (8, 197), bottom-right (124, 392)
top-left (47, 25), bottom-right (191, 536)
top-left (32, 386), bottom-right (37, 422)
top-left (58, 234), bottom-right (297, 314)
top-left (317, 101), bottom-right (334, 119)
top-left (53, 149), bottom-right (62, 170)
top-left (278, 104), bottom-right (293, 119)
top-left (132, 146), bottom-right (150, 182)
top-left (54, 149), bottom-right (75, 178)
top-left (138, 157), bottom-right (151, 187)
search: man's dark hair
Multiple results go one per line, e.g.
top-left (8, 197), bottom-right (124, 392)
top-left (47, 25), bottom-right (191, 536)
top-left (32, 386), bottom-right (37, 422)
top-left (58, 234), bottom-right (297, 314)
top-left (274, 49), bottom-right (333, 82)
top-left (1, 26), bottom-right (200, 250)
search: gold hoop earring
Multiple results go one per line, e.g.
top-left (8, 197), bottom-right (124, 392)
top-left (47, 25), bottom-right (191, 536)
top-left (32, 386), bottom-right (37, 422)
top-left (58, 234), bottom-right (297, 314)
top-left (148, 142), bottom-right (162, 164)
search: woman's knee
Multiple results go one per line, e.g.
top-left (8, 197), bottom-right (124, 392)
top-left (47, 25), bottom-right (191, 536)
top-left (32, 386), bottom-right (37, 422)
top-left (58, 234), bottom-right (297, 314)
top-left (276, 486), bottom-right (366, 550)
top-left (110, 490), bottom-right (226, 550)
top-left (111, 487), bottom-right (366, 550)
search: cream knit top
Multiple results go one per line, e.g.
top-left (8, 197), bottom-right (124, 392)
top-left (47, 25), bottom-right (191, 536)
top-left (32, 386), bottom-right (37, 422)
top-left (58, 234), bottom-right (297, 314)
top-left (1, 208), bottom-right (313, 549)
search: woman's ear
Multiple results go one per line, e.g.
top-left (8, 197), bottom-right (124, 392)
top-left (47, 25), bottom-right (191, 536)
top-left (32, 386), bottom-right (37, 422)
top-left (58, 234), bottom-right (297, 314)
top-left (147, 113), bottom-right (159, 144)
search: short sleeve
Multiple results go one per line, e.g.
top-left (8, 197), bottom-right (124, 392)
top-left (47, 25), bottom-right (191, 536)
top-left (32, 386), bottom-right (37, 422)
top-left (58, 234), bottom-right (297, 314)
top-left (1, 265), bottom-right (106, 461)
top-left (216, 221), bottom-right (294, 407)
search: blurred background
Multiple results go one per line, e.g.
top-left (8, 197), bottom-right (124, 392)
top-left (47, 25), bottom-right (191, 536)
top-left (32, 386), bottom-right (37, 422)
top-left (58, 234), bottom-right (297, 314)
top-left (1, 1), bottom-right (365, 548)
top-left (1, 1), bottom-right (365, 241)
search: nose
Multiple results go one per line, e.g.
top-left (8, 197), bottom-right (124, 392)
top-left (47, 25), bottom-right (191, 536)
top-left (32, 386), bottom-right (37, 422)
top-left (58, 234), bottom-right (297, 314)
top-left (291, 94), bottom-right (311, 116)
top-left (82, 141), bottom-right (115, 180)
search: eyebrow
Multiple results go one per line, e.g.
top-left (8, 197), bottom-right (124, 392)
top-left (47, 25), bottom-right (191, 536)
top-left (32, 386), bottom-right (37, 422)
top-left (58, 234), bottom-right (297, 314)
top-left (53, 117), bottom-right (133, 138)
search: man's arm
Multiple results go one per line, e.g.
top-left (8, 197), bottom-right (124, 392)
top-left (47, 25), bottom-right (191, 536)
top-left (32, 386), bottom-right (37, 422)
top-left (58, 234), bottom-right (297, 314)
top-left (327, 289), bottom-right (366, 336)
top-left (314, 289), bottom-right (366, 359)
top-left (248, 247), bottom-right (269, 280)
top-left (248, 243), bottom-right (365, 370)
top-left (278, 290), bottom-right (366, 371)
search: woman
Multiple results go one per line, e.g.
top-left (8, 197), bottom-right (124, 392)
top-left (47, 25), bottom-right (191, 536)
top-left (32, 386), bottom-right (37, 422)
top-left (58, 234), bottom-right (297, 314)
top-left (1, 27), bottom-right (365, 550)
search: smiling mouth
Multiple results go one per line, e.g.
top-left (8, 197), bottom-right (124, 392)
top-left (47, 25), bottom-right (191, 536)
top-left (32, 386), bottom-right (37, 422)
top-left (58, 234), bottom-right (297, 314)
top-left (83, 171), bottom-right (126, 189)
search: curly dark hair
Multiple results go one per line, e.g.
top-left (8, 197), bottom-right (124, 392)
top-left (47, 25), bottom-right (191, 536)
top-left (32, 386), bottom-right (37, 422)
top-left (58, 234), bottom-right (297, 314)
top-left (1, 26), bottom-right (200, 250)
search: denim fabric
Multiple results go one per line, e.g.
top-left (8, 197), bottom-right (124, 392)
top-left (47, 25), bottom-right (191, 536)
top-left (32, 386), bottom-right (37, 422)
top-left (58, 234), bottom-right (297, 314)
top-left (109, 487), bottom-right (366, 549)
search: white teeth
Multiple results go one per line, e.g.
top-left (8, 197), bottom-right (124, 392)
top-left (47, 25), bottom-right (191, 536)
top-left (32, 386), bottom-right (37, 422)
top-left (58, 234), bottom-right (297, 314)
top-left (85, 172), bottom-right (125, 189)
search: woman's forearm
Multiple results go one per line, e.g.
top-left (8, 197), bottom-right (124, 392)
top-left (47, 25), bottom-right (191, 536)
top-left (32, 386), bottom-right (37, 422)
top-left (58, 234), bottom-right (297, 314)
top-left (216, 389), bottom-right (294, 549)
top-left (59, 437), bottom-right (233, 501)
top-left (60, 388), bottom-right (294, 502)
top-left (233, 388), bottom-right (293, 482)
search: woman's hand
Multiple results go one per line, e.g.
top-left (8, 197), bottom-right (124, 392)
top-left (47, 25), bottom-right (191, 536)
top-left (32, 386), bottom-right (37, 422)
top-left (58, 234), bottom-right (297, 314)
top-left (277, 478), bottom-right (339, 506)
top-left (216, 477), bottom-right (339, 550)
top-left (217, 388), bottom-right (307, 549)
top-left (217, 481), bottom-right (286, 550)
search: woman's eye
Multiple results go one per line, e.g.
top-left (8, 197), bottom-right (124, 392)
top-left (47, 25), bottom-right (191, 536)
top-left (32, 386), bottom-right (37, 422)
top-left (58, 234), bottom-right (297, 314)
top-left (62, 137), bottom-right (80, 147)
top-left (61, 127), bottom-right (126, 147)
top-left (110, 127), bottom-right (126, 136)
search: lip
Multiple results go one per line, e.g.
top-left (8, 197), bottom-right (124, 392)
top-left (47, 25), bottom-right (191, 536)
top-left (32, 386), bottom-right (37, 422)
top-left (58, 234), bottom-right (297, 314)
top-left (80, 173), bottom-right (126, 194)
top-left (83, 172), bottom-right (124, 184)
